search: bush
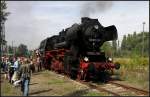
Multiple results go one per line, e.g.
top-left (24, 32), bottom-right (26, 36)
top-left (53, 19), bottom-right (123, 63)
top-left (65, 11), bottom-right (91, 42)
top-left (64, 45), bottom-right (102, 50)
top-left (114, 57), bottom-right (149, 71)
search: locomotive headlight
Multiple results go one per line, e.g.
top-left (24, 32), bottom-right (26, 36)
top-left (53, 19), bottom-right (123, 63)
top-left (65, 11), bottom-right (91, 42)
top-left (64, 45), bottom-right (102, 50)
top-left (84, 57), bottom-right (89, 62)
top-left (108, 57), bottom-right (112, 62)
top-left (94, 25), bottom-right (99, 29)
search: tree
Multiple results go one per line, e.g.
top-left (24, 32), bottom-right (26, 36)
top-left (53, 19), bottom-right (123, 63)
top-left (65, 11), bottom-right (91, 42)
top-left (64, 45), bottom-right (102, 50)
top-left (0, 1), bottom-right (10, 22)
top-left (8, 45), bottom-right (13, 54)
top-left (121, 32), bottom-right (149, 57)
top-left (121, 35), bottom-right (127, 50)
top-left (112, 40), bottom-right (117, 57)
top-left (16, 44), bottom-right (28, 57)
top-left (112, 40), bottom-right (117, 50)
top-left (0, 1), bottom-right (10, 63)
top-left (100, 41), bottom-right (112, 57)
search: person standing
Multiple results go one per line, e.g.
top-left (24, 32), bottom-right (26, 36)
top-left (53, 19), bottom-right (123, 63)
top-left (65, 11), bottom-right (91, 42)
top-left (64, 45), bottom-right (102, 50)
top-left (1, 57), bottom-right (5, 72)
top-left (11, 57), bottom-right (21, 83)
top-left (7, 58), bottom-right (14, 83)
top-left (4, 57), bottom-right (9, 79)
top-left (36, 56), bottom-right (41, 72)
top-left (30, 59), bottom-right (35, 73)
top-left (18, 58), bottom-right (31, 96)
top-left (35, 50), bottom-right (42, 72)
top-left (13, 57), bottom-right (21, 72)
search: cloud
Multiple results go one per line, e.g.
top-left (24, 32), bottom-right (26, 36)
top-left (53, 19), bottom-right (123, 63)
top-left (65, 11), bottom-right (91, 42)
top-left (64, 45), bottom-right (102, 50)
top-left (5, 1), bottom-right (37, 49)
top-left (5, 1), bottom-right (149, 50)
top-left (5, 1), bottom-right (83, 50)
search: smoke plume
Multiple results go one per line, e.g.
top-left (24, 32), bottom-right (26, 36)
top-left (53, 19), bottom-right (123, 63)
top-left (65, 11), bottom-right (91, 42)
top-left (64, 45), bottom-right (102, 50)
top-left (81, 1), bottom-right (113, 17)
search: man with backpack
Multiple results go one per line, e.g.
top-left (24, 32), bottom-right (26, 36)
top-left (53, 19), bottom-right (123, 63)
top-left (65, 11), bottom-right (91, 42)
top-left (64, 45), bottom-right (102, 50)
top-left (18, 58), bottom-right (31, 96)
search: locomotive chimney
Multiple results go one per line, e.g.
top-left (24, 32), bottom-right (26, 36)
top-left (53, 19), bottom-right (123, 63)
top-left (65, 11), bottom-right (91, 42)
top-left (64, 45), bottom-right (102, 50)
top-left (81, 17), bottom-right (90, 24)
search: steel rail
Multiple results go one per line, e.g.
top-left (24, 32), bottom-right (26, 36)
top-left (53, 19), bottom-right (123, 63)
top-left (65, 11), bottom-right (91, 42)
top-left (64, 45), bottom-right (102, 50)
top-left (109, 81), bottom-right (149, 95)
top-left (77, 80), bottom-right (121, 96)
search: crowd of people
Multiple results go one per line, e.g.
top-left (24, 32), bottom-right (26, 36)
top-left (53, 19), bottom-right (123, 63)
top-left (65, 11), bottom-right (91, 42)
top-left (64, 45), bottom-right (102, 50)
top-left (1, 55), bottom-right (43, 96)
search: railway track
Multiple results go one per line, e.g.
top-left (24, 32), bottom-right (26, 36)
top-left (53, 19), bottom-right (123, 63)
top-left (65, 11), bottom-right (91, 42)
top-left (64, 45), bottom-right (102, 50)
top-left (53, 71), bottom-right (149, 96)
top-left (108, 81), bottom-right (149, 96)
top-left (78, 81), bottom-right (121, 96)
top-left (76, 80), bottom-right (149, 96)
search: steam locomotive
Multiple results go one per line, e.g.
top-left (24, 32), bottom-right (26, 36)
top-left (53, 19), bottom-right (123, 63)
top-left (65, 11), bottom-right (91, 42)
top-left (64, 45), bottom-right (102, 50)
top-left (39, 17), bottom-right (120, 82)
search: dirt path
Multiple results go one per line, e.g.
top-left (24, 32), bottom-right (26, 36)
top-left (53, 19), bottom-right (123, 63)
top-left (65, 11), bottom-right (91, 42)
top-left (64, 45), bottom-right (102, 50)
top-left (1, 70), bottom-right (107, 96)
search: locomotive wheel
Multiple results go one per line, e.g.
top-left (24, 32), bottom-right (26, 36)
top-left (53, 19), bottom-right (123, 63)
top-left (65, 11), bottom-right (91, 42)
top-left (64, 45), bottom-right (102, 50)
top-left (70, 69), bottom-right (78, 80)
top-left (48, 66), bottom-right (51, 71)
top-left (98, 71), bottom-right (110, 83)
top-left (110, 69), bottom-right (114, 75)
top-left (63, 52), bottom-right (71, 75)
top-left (114, 62), bottom-right (120, 70)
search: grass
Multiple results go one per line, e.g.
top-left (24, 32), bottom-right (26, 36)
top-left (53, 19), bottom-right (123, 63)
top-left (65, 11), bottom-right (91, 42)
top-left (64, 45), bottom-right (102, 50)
top-left (84, 90), bottom-right (112, 96)
top-left (113, 57), bottom-right (149, 90)
top-left (2, 71), bottom-right (107, 96)
top-left (46, 71), bottom-right (112, 96)
top-left (45, 71), bottom-right (110, 96)
top-left (47, 79), bottom-right (65, 84)
top-left (114, 57), bottom-right (149, 70)
top-left (2, 61), bottom-right (148, 96)
top-left (1, 76), bottom-right (22, 96)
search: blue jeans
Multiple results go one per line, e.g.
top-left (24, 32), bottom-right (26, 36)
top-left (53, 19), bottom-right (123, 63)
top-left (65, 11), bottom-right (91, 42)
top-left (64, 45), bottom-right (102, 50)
top-left (21, 79), bottom-right (30, 96)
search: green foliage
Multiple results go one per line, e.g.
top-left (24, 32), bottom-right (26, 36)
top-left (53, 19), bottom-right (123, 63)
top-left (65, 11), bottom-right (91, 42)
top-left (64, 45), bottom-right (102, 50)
top-left (0, 1), bottom-right (10, 62)
top-left (15, 44), bottom-right (28, 57)
top-left (84, 91), bottom-right (108, 96)
top-left (121, 35), bottom-right (127, 50)
top-left (0, 1), bottom-right (10, 22)
top-left (8, 46), bottom-right (13, 54)
top-left (100, 41), bottom-right (120, 58)
top-left (100, 41), bottom-right (112, 57)
top-left (114, 57), bottom-right (149, 71)
top-left (114, 57), bottom-right (149, 90)
top-left (120, 32), bottom-right (149, 57)
top-left (112, 40), bottom-right (117, 51)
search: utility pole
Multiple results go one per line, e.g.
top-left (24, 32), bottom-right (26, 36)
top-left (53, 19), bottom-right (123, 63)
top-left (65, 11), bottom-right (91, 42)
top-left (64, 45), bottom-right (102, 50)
top-left (0, 24), bottom-right (2, 63)
top-left (142, 22), bottom-right (145, 58)
top-left (12, 41), bottom-right (14, 56)
top-left (118, 40), bottom-right (120, 57)
top-left (112, 41), bottom-right (114, 60)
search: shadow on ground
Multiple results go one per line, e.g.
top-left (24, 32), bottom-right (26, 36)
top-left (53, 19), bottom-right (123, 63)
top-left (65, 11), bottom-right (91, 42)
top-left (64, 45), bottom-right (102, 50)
top-left (29, 83), bottom-right (38, 85)
top-left (62, 89), bottom-right (89, 96)
top-left (29, 89), bottom-right (52, 95)
top-left (32, 73), bottom-right (41, 75)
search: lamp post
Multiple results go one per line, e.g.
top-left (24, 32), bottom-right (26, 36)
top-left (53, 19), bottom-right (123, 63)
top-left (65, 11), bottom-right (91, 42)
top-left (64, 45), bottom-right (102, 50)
top-left (142, 22), bottom-right (145, 58)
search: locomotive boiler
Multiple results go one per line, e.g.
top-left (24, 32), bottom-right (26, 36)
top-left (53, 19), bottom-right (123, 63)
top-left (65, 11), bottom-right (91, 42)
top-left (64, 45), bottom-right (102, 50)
top-left (39, 17), bottom-right (120, 82)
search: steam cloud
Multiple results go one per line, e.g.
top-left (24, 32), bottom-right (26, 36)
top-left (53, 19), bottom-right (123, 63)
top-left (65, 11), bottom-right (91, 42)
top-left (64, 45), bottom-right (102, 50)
top-left (81, 1), bottom-right (113, 17)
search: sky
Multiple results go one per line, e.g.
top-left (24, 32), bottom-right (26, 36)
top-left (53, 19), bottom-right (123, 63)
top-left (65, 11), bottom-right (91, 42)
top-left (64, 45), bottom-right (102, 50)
top-left (5, 1), bottom-right (149, 50)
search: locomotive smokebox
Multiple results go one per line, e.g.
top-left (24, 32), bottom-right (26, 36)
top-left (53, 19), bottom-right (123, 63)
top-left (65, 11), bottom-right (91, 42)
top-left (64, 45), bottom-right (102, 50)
top-left (104, 25), bottom-right (118, 41)
top-left (81, 17), bottom-right (118, 41)
top-left (55, 17), bottom-right (118, 54)
top-left (80, 17), bottom-right (118, 51)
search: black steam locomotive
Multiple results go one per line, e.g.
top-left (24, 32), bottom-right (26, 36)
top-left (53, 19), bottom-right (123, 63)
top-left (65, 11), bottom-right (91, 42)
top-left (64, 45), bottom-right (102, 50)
top-left (39, 17), bottom-right (120, 82)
